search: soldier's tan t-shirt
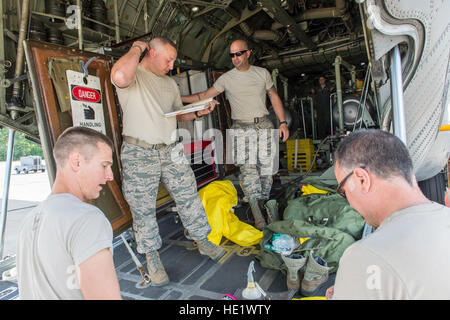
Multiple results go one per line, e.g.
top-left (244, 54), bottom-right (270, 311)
top-left (17, 194), bottom-right (113, 300)
top-left (213, 65), bottom-right (273, 121)
top-left (113, 66), bottom-right (183, 145)
top-left (332, 203), bottom-right (450, 299)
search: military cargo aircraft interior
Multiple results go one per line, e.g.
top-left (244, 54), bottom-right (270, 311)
top-left (0, 0), bottom-right (448, 301)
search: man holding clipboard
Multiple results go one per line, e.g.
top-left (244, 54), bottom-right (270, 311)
top-left (111, 37), bottom-right (224, 287)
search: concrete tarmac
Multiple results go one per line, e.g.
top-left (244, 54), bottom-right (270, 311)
top-left (0, 161), bottom-right (51, 257)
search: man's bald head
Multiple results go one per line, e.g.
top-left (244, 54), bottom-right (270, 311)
top-left (230, 39), bottom-right (249, 51)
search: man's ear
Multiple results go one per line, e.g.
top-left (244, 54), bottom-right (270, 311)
top-left (149, 47), bottom-right (156, 57)
top-left (68, 151), bottom-right (82, 172)
top-left (354, 167), bottom-right (371, 193)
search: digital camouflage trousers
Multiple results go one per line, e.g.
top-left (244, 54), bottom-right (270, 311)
top-left (229, 118), bottom-right (278, 201)
top-left (121, 141), bottom-right (211, 254)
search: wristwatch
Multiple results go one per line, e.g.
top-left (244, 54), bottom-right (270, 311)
top-left (131, 44), bottom-right (143, 54)
top-left (195, 111), bottom-right (203, 118)
top-left (279, 121), bottom-right (288, 126)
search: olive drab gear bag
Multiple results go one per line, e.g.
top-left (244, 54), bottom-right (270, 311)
top-left (256, 219), bottom-right (356, 273)
top-left (283, 193), bottom-right (365, 240)
top-left (256, 178), bottom-right (365, 273)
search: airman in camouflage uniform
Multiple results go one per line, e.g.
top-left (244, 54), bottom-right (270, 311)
top-left (182, 39), bottom-right (289, 229)
top-left (111, 37), bottom-right (224, 287)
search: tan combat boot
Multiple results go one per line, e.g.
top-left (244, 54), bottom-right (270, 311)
top-left (280, 253), bottom-right (307, 291)
top-left (264, 199), bottom-right (280, 224)
top-left (249, 199), bottom-right (267, 230)
top-left (300, 251), bottom-right (332, 296)
top-left (146, 251), bottom-right (169, 287)
top-left (195, 239), bottom-right (226, 262)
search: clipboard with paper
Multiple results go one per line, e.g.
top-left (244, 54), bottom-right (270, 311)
top-left (164, 97), bottom-right (216, 117)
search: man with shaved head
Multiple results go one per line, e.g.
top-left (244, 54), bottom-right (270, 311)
top-left (111, 37), bottom-right (225, 287)
top-left (182, 39), bottom-right (289, 229)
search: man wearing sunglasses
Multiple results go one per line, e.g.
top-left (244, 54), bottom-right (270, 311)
top-left (327, 129), bottom-right (450, 299)
top-left (182, 39), bottom-right (289, 229)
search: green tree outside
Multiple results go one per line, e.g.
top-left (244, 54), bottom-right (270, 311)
top-left (0, 128), bottom-right (43, 161)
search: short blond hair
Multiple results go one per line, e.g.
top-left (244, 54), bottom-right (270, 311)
top-left (53, 126), bottom-right (113, 167)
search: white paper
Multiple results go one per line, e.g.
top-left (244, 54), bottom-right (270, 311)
top-left (164, 97), bottom-right (213, 118)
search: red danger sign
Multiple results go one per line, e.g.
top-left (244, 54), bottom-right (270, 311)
top-left (71, 85), bottom-right (101, 103)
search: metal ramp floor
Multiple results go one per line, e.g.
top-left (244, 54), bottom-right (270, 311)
top-left (113, 206), bottom-right (335, 301)
top-left (0, 201), bottom-right (336, 301)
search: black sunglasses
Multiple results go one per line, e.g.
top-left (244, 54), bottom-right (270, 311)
top-left (337, 165), bottom-right (366, 198)
top-left (229, 50), bottom-right (248, 58)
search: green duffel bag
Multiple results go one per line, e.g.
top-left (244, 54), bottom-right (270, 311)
top-left (283, 175), bottom-right (338, 202)
top-left (256, 219), bottom-right (356, 273)
top-left (283, 193), bottom-right (365, 240)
